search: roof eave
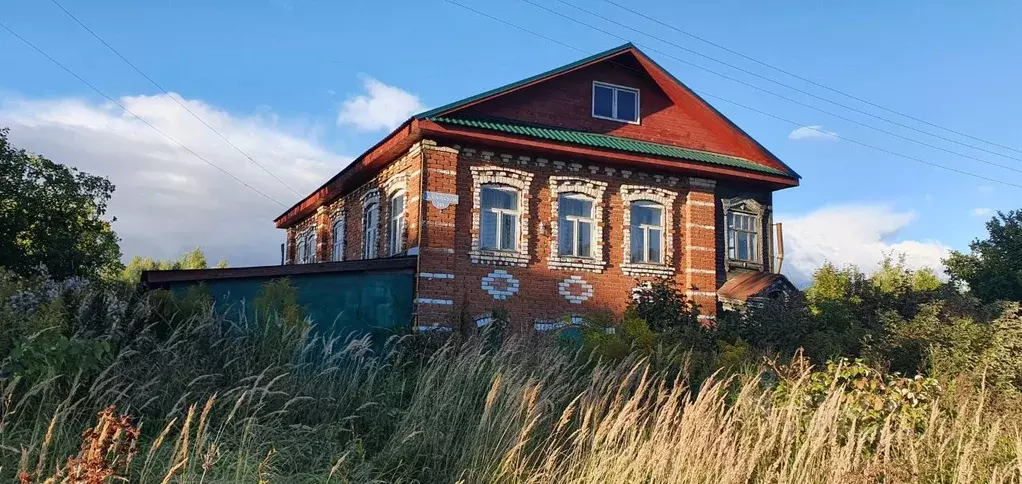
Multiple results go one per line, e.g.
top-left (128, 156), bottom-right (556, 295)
top-left (419, 119), bottom-right (798, 188)
top-left (274, 118), bottom-right (421, 228)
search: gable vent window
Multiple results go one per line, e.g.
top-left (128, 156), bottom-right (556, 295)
top-left (592, 81), bottom-right (639, 124)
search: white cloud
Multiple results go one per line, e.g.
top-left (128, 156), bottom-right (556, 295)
top-left (1, 93), bottom-right (349, 266)
top-left (337, 76), bottom-right (425, 132)
top-left (778, 205), bottom-right (949, 287)
top-left (971, 207), bottom-right (994, 217)
top-left (788, 125), bottom-right (838, 141)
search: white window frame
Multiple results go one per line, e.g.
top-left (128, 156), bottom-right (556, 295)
top-left (363, 199), bottom-right (380, 259)
top-left (480, 184), bottom-right (520, 252)
top-left (547, 176), bottom-right (607, 273)
top-left (630, 200), bottom-right (664, 264)
top-left (469, 166), bottom-right (534, 267)
top-left (557, 193), bottom-right (595, 258)
top-left (387, 191), bottom-right (406, 256)
top-left (592, 81), bottom-right (641, 124)
top-left (297, 226), bottom-right (316, 264)
top-left (727, 211), bottom-right (759, 264)
top-left (331, 212), bottom-right (345, 261)
top-left (620, 185), bottom-right (677, 277)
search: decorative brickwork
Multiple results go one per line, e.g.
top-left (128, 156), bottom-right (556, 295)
top-left (481, 269), bottom-right (520, 300)
top-left (468, 165), bottom-right (535, 267)
top-left (558, 276), bottom-right (595, 304)
top-left (619, 184), bottom-right (678, 277)
top-left (547, 176), bottom-right (608, 272)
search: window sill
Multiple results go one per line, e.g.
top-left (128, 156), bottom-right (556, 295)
top-left (470, 250), bottom-right (529, 267)
top-left (728, 260), bottom-right (764, 271)
top-left (621, 262), bottom-right (675, 277)
top-left (548, 256), bottom-right (607, 273)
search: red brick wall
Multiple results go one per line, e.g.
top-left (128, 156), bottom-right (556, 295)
top-left (285, 146), bottom-right (423, 264)
top-left (460, 58), bottom-right (771, 166)
top-left (414, 140), bottom-right (725, 330)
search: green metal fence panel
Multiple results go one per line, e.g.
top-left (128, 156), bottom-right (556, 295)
top-left (147, 259), bottom-right (416, 337)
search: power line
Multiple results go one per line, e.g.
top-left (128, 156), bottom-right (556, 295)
top-left (439, 0), bottom-right (1022, 190)
top-left (0, 20), bottom-right (289, 207)
top-left (553, 0), bottom-right (1022, 164)
top-left (528, 0), bottom-right (1022, 174)
top-left (602, 0), bottom-right (1022, 158)
top-left (47, 0), bottom-right (303, 197)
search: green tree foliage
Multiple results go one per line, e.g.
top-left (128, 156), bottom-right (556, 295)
top-left (0, 128), bottom-right (121, 279)
top-left (119, 247), bottom-right (228, 284)
top-left (945, 210), bottom-right (1022, 303)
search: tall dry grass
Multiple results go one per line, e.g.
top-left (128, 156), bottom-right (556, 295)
top-left (3, 323), bottom-right (1021, 483)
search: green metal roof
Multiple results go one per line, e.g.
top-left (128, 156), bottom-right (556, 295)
top-left (415, 43), bottom-right (635, 120)
top-left (427, 115), bottom-right (790, 177)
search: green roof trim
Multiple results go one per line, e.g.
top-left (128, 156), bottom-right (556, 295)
top-left (427, 116), bottom-right (791, 177)
top-left (415, 43), bottom-right (635, 120)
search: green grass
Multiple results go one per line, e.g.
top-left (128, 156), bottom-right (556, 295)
top-left (1, 286), bottom-right (1021, 482)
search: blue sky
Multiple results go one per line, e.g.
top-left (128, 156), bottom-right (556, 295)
top-left (2, 0), bottom-right (1020, 283)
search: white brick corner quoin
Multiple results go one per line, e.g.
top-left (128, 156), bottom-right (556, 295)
top-left (468, 165), bottom-right (534, 267)
top-left (547, 176), bottom-right (609, 273)
top-left (619, 184), bottom-right (678, 277)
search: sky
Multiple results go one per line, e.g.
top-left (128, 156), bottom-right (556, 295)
top-left (1, 0), bottom-right (1020, 285)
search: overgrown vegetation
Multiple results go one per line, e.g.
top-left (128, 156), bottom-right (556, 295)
top-left (3, 129), bottom-right (1022, 481)
top-left (1, 261), bottom-right (1022, 482)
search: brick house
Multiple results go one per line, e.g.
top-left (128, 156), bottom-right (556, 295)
top-left (274, 44), bottom-right (800, 331)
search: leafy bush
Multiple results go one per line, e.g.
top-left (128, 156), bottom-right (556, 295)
top-left (774, 356), bottom-right (942, 432)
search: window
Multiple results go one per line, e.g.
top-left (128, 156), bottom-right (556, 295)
top-left (480, 185), bottom-right (519, 251)
top-left (387, 192), bottom-right (405, 256)
top-left (592, 82), bottom-right (639, 123)
top-left (557, 194), bottom-right (594, 258)
top-left (331, 214), bottom-right (345, 261)
top-left (728, 212), bottom-right (758, 262)
top-left (296, 227), bottom-right (316, 264)
top-left (470, 166), bottom-right (534, 267)
top-left (363, 201), bottom-right (379, 259)
top-left (630, 201), bottom-right (663, 264)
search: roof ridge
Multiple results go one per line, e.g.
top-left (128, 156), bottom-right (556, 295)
top-left (415, 43), bottom-right (634, 120)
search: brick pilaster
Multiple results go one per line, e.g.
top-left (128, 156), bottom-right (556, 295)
top-left (683, 177), bottom-right (718, 318)
top-left (414, 140), bottom-right (461, 328)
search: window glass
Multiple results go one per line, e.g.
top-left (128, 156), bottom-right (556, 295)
top-left (558, 194), bottom-right (593, 257)
top-left (593, 82), bottom-right (639, 122)
top-left (578, 221), bottom-right (592, 257)
top-left (481, 185), bottom-right (519, 251)
top-left (648, 228), bottom-right (662, 263)
top-left (364, 202), bottom-right (379, 259)
top-left (500, 213), bottom-right (517, 250)
top-left (629, 201), bottom-right (663, 263)
top-left (616, 89), bottom-right (638, 122)
top-left (332, 217), bottom-right (344, 261)
top-left (728, 212), bottom-right (758, 262)
top-left (388, 193), bottom-right (405, 255)
top-left (593, 84), bottom-right (614, 118)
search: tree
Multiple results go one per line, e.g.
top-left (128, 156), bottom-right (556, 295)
top-left (0, 128), bottom-right (121, 279)
top-left (119, 248), bottom-right (228, 285)
top-left (945, 210), bottom-right (1022, 303)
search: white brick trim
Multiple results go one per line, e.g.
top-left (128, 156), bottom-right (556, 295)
top-left (620, 185), bottom-right (678, 276)
top-left (469, 165), bottom-right (534, 267)
top-left (414, 325), bottom-right (453, 332)
top-left (415, 298), bottom-right (454, 306)
top-left (418, 272), bottom-right (455, 280)
top-left (425, 192), bottom-right (459, 209)
top-left (547, 176), bottom-right (609, 273)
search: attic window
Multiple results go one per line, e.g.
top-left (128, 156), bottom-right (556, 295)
top-left (592, 81), bottom-right (639, 124)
